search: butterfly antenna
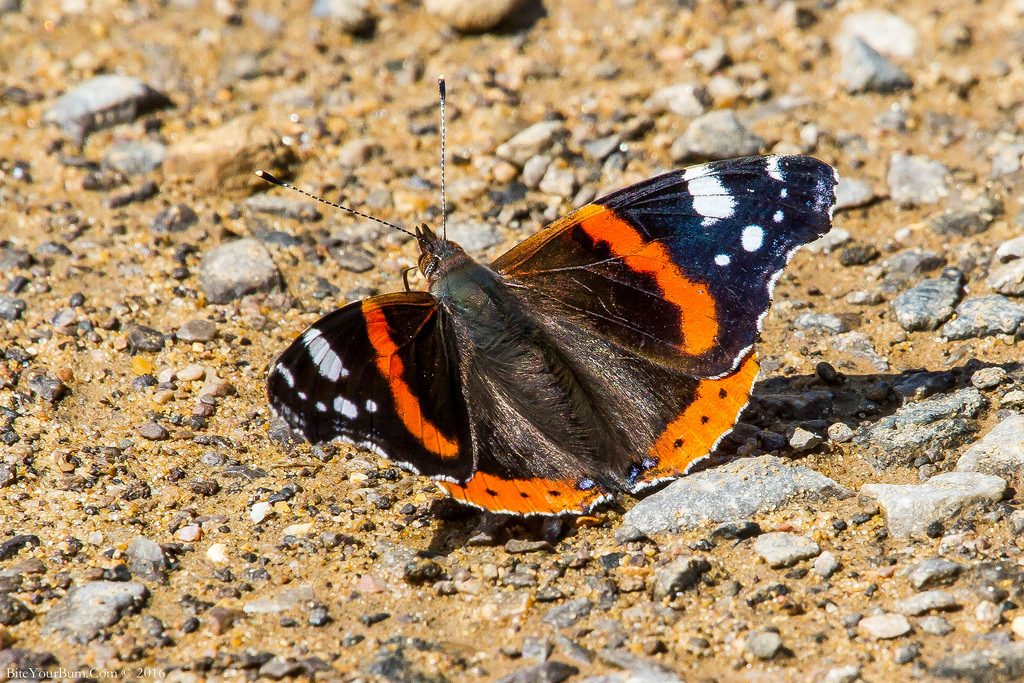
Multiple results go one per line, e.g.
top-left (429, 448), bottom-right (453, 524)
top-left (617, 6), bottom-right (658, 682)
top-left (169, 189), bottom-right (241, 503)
top-left (438, 76), bottom-right (448, 239)
top-left (253, 170), bottom-right (416, 238)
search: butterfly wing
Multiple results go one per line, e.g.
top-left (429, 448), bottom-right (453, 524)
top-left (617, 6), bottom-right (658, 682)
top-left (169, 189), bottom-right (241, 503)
top-left (267, 291), bottom-right (474, 482)
top-left (493, 154), bottom-right (836, 486)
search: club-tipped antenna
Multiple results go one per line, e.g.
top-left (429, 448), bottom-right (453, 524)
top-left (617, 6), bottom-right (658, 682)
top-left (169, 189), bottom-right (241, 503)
top-left (438, 76), bottom-right (447, 239)
top-left (253, 170), bottom-right (416, 238)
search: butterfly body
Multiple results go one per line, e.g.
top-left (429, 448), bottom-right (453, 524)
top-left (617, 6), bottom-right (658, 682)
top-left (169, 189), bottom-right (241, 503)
top-left (268, 155), bottom-right (838, 515)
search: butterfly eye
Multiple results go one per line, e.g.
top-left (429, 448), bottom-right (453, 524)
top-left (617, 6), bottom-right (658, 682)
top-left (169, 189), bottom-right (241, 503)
top-left (419, 253), bottom-right (437, 278)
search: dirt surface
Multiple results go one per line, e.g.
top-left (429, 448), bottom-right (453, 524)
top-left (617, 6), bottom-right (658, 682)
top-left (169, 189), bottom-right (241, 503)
top-left (3, 1), bottom-right (1024, 681)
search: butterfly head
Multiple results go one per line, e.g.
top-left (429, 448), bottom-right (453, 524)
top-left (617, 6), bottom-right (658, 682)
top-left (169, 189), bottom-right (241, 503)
top-left (416, 223), bottom-right (465, 282)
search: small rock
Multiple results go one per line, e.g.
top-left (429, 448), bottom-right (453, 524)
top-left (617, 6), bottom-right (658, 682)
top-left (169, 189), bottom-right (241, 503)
top-left (245, 194), bottom-right (322, 223)
top-left (243, 585), bottom-right (315, 614)
top-left (670, 109), bottom-right (764, 162)
top-left (930, 194), bottom-right (1003, 237)
top-left (857, 613), bottom-right (911, 640)
top-left (0, 595), bottom-right (32, 626)
top-left (892, 268), bottom-right (964, 331)
top-left (0, 296), bottom-right (26, 321)
top-left (744, 630), bottom-right (783, 661)
top-left (206, 543), bottom-right (228, 563)
top-left (793, 312), bottom-right (848, 334)
top-left (28, 374), bottom-right (65, 403)
top-left (988, 260), bottom-right (1024, 297)
top-left (908, 558), bottom-right (962, 589)
top-left (543, 599), bottom-right (592, 628)
top-left (827, 423), bottom-right (856, 443)
top-left (752, 532), bottom-right (820, 568)
top-left (44, 75), bottom-right (171, 142)
top-left (521, 155), bottom-right (552, 188)
top-left (125, 537), bottom-right (167, 581)
top-left (895, 644), bottom-right (921, 665)
top-left (956, 414), bottom-right (1024, 489)
top-left (424, 0), bottom-right (522, 33)
top-left (127, 324), bottom-right (165, 352)
top-left (833, 177), bottom-right (875, 211)
top-left (259, 656), bottom-right (304, 680)
top-left (199, 239), bottom-right (282, 304)
top-left (404, 559), bottom-right (443, 584)
top-left (806, 228), bottom-right (852, 254)
top-left (789, 427), bottom-right (823, 452)
top-left (176, 524), bottom-right (201, 542)
top-left (138, 422), bottom-right (169, 441)
top-left (941, 295), bottom-right (1024, 340)
top-left (814, 551), bottom-right (840, 579)
top-left (976, 600), bottom-right (1003, 627)
top-left (538, 164), bottom-right (577, 197)
top-left (176, 319), bottom-right (217, 342)
top-left (310, 0), bottom-right (374, 36)
top-left (823, 665), bottom-right (861, 683)
top-left (888, 153), bottom-right (949, 208)
top-left (918, 615), bottom-right (955, 636)
top-left (838, 37), bottom-right (912, 94)
top-left (931, 642), bottom-right (1024, 680)
top-left (622, 455), bottom-right (849, 535)
top-left (42, 581), bottom-right (148, 643)
top-left (651, 557), bottom-right (710, 601)
top-left (496, 661), bottom-right (578, 683)
top-left (443, 222), bottom-right (502, 253)
top-left (838, 10), bottom-right (919, 59)
top-left (152, 203), bottom-right (199, 233)
top-left (894, 590), bottom-right (959, 616)
top-left (646, 83), bottom-right (709, 118)
top-left (996, 236), bottom-right (1024, 263)
top-left (862, 471), bottom-right (1007, 540)
top-left (496, 121), bottom-right (566, 165)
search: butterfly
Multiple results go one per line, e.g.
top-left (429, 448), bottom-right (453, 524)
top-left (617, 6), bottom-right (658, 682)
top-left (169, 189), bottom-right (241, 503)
top-left (262, 81), bottom-right (838, 516)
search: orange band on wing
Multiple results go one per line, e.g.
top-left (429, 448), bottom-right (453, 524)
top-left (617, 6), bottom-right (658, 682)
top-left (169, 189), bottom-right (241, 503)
top-left (362, 301), bottom-right (459, 459)
top-left (643, 352), bottom-right (759, 483)
top-left (572, 204), bottom-right (719, 356)
top-left (438, 471), bottom-right (605, 515)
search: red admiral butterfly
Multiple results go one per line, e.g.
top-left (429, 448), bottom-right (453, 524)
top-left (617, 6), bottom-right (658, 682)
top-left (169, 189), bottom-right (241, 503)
top-left (261, 79), bottom-right (838, 516)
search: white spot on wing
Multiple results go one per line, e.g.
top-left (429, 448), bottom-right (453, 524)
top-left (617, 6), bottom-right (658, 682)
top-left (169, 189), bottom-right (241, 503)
top-left (315, 401), bottom-right (327, 412)
top-left (365, 399), bottom-right (378, 412)
top-left (742, 225), bottom-right (764, 251)
top-left (302, 327), bottom-right (346, 382)
top-left (277, 366), bottom-right (295, 387)
top-left (766, 155), bottom-right (784, 181)
top-left (334, 396), bottom-right (359, 419)
top-left (687, 174), bottom-right (736, 219)
top-left (773, 210), bottom-right (784, 223)
top-left (714, 254), bottom-right (731, 266)
top-left (780, 188), bottom-right (788, 198)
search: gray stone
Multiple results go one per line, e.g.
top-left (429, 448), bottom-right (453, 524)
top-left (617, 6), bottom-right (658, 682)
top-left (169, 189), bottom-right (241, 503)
top-left (176, 319), bottom-right (217, 343)
top-left (857, 613), bottom-right (911, 640)
top-left (543, 598), bottom-right (593, 628)
top-left (918, 615), bottom-right (955, 636)
top-left (651, 557), bottom-right (710, 601)
top-left (942, 295), bottom-right (1024, 340)
top-left (833, 177), bottom-right (875, 211)
top-left (0, 594), bottom-right (32, 626)
top-left (823, 666), bottom-right (862, 683)
top-left (894, 590), bottom-right (959, 616)
top-left (860, 388), bottom-right (986, 467)
top-left (497, 661), bottom-right (578, 683)
top-left (789, 427), bottom-right (824, 452)
top-left (908, 558), bottom-right (962, 589)
top-left (930, 194), bottom-right (1003, 237)
top-left (988, 260), bottom-right (1024, 297)
top-left (1010, 510), bottom-right (1024, 535)
top-left (814, 551), bottom-right (840, 579)
top-left (424, 0), bottom-right (523, 33)
top-left (888, 153), bottom-right (949, 208)
top-left (622, 455), bottom-right (849, 535)
top-left (152, 203), bottom-right (199, 233)
top-left (996, 236), bottom-right (1024, 263)
top-left (831, 331), bottom-right (889, 371)
top-left (44, 75), bottom-right (171, 142)
top-left (539, 165), bottom-right (577, 197)
top-left (793, 312), bottom-right (848, 334)
top-left (955, 414), bottom-right (1024, 488)
top-left (42, 581), bottom-right (148, 643)
top-left (971, 367), bottom-right (1007, 390)
top-left (258, 657), bottom-right (304, 680)
top-left (310, 0), bottom-right (374, 35)
top-left (521, 155), bottom-right (553, 188)
top-left (646, 83), bottom-right (709, 118)
top-left (445, 222), bottom-right (502, 253)
top-left (670, 110), bottom-right (764, 162)
top-left (139, 422), bottom-right (169, 441)
top-left (827, 423), bottom-right (855, 443)
top-left (892, 268), bottom-right (964, 331)
top-left (0, 296), bottom-right (26, 321)
top-left (882, 249), bottom-right (946, 281)
top-left (243, 585), bottom-right (315, 614)
top-left (752, 532), bottom-right (820, 568)
top-left (244, 194), bottom-right (322, 222)
top-left (127, 323), bottom-right (165, 352)
top-left (839, 37), bottom-right (912, 94)
top-left (838, 10), bottom-right (918, 59)
top-left (497, 122), bottom-right (567, 165)
top-left (862, 471), bottom-right (1007, 540)
top-left (199, 238), bottom-right (282, 303)
top-left (744, 630), bottom-right (783, 660)
top-left (805, 228), bottom-right (851, 254)
top-left (126, 537), bottom-right (167, 581)
top-left (102, 140), bottom-right (166, 176)
top-left (931, 642), bottom-right (1024, 681)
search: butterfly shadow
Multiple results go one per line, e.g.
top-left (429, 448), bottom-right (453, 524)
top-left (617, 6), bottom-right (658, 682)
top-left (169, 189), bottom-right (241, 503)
top-left (421, 357), bottom-right (1021, 555)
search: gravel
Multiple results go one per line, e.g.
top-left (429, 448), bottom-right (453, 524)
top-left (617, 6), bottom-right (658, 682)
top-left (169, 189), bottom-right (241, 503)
top-left (651, 557), bottom-right (710, 600)
top-left (44, 75), bottom-right (171, 142)
top-left (199, 238), bottom-right (282, 303)
top-left (941, 295), bottom-right (1024, 340)
top-left (888, 153), bottom-right (950, 208)
top-left (752, 532), bottom-right (821, 568)
top-left (908, 558), bottom-right (963, 589)
top-left (670, 109), bottom-right (765, 161)
top-left (857, 613), bottom-right (912, 640)
top-left (838, 38), bottom-right (912, 94)
top-left (891, 268), bottom-right (964, 331)
top-left (42, 581), bottom-right (148, 643)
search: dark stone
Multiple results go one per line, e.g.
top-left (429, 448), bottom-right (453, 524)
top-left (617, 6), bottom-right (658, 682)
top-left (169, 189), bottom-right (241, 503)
top-left (127, 324), bottom-right (166, 352)
top-left (496, 661), bottom-right (578, 683)
top-left (152, 204), bottom-right (199, 233)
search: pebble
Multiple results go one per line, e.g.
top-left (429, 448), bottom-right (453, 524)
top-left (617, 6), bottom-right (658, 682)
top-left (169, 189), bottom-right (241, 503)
top-left (176, 319), bottom-right (217, 342)
top-left (651, 557), bottom-right (710, 601)
top-left (827, 423), bottom-right (855, 443)
top-left (838, 37), bottom-right (912, 94)
top-left (988, 259), bottom-right (1024, 296)
top-left (206, 543), bottom-right (228, 563)
top-left (542, 599), bottom-right (593, 628)
top-left (894, 590), bottom-right (959, 616)
top-left (177, 364), bottom-right (205, 382)
top-left (822, 665), bottom-right (861, 683)
top-left (908, 558), bottom-right (962, 589)
top-left (0, 296), bottom-right (26, 321)
top-left (929, 194), bottom-right (1003, 237)
top-left (496, 121), bottom-right (566, 166)
top-left (670, 110), bottom-right (764, 162)
top-left (857, 613), bottom-right (911, 640)
top-left (955, 414), bottom-right (1024, 489)
top-left (814, 551), bottom-right (840, 579)
top-left (996, 236), bottom-right (1024, 263)
top-left (138, 422), bottom-right (169, 441)
top-left (891, 268), bottom-right (964, 331)
top-left (1012, 615), bottom-right (1024, 639)
top-left (789, 427), bottom-right (823, 452)
top-left (0, 595), bottom-right (32, 626)
top-left (941, 295), bottom-right (1024, 340)
top-left (976, 600), bottom-right (1003, 627)
top-left (539, 164), bottom-right (577, 197)
top-left (175, 524), bottom-right (201, 542)
top-left (424, 0), bottom-right (522, 33)
top-left (243, 585), bottom-right (315, 614)
top-left (838, 10), bottom-right (919, 59)
top-left (41, 581), bottom-right (148, 643)
top-left (497, 661), bottom-right (578, 683)
top-left (744, 630), bottom-right (783, 660)
top-left (753, 532), bottom-right (821, 568)
top-left (27, 374), bottom-right (66, 404)
top-left (102, 140), bottom-right (166, 176)
top-left (125, 536), bottom-right (167, 581)
top-left (245, 194), bottom-right (322, 223)
top-left (44, 75), bottom-right (171, 143)
top-left (646, 83), bottom-right (709, 118)
top-left (199, 238), bottom-right (281, 304)
top-left (862, 471), bottom-right (1007, 539)
top-left (127, 324), bottom-right (165, 353)
top-left (622, 455), bottom-right (849, 535)
top-left (310, 0), bottom-right (374, 36)
top-left (806, 228), bottom-right (852, 254)
top-left (860, 388), bottom-right (986, 468)
top-left (918, 615), bottom-right (954, 636)
top-left (521, 155), bottom-right (553, 188)
top-left (833, 177), bottom-right (875, 211)
top-left (931, 643), bottom-right (1024, 680)
top-left (151, 203), bottom-right (199, 233)
top-left (971, 367), bottom-right (1007, 390)
top-left (793, 312), bottom-right (848, 334)
top-left (887, 153), bottom-right (949, 208)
